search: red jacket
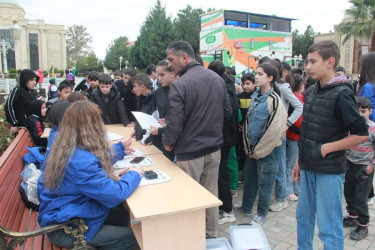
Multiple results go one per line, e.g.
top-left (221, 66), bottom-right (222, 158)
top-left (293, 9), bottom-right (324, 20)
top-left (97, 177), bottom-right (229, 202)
top-left (286, 92), bottom-right (304, 141)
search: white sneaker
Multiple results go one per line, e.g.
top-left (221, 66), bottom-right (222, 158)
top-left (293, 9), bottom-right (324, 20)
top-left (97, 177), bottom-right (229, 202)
top-left (269, 200), bottom-right (288, 212)
top-left (251, 215), bottom-right (266, 225)
top-left (218, 210), bottom-right (236, 224)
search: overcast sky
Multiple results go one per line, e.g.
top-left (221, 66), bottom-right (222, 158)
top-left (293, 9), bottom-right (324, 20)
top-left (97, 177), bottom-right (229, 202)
top-left (19, 0), bottom-right (352, 59)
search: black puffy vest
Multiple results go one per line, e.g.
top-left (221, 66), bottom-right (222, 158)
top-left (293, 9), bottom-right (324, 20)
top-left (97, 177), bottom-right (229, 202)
top-left (298, 82), bottom-right (352, 174)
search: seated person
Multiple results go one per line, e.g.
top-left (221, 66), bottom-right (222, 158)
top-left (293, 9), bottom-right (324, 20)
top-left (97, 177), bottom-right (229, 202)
top-left (38, 101), bottom-right (143, 249)
top-left (89, 74), bottom-right (132, 126)
top-left (24, 99), bottom-right (47, 147)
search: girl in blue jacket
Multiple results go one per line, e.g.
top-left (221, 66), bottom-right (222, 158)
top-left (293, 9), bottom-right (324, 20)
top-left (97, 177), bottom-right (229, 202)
top-left (358, 52), bottom-right (375, 121)
top-left (38, 100), bottom-right (143, 249)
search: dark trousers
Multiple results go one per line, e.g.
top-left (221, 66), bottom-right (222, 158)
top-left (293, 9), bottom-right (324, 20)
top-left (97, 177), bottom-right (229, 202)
top-left (218, 146), bottom-right (233, 213)
top-left (344, 161), bottom-right (374, 224)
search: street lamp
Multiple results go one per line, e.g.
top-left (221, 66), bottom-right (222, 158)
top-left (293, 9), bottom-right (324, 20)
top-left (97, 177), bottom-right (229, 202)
top-left (1, 21), bottom-right (21, 93)
top-left (119, 56), bottom-right (123, 70)
top-left (125, 60), bottom-right (129, 68)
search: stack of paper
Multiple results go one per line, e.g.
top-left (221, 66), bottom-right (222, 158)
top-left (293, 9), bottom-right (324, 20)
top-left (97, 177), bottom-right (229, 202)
top-left (114, 157), bottom-right (154, 169)
top-left (106, 132), bottom-right (124, 141)
top-left (139, 170), bottom-right (171, 186)
top-left (132, 111), bottom-right (161, 130)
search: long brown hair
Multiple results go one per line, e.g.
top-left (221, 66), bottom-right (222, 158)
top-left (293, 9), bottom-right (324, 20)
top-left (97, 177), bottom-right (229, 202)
top-left (44, 100), bottom-right (117, 189)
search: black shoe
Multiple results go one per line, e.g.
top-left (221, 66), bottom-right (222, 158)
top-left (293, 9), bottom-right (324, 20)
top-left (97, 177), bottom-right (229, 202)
top-left (350, 225), bottom-right (368, 240)
top-left (343, 216), bottom-right (358, 227)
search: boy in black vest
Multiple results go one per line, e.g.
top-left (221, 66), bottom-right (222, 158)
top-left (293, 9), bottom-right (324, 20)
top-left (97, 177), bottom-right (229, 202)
top-left (292, 40), bottom-right (368, 249)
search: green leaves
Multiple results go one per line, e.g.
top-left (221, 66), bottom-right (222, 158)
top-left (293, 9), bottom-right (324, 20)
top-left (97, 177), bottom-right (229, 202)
top-left (66, 25), bottom-right (93, 64)
top-left (337, 0), bottom-right (375, 50)
top-left (103, 36), bottom-right (130, 71)
top-left (292, 25), bottom-right (316, 59)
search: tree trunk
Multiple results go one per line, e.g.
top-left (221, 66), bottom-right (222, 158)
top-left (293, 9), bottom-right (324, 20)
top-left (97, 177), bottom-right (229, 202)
top-left (370, 31), bottom-right (375, 52)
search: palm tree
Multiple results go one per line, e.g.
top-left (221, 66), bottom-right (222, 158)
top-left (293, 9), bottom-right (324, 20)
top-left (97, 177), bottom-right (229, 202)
top-left (337, 0), bottom-right (375, 51)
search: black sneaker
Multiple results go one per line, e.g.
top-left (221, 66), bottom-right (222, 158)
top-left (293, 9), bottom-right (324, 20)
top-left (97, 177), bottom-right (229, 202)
top-left (350, 225), bottom-right (368, 240)
top-left (343, 216), bottom-right (358, 228)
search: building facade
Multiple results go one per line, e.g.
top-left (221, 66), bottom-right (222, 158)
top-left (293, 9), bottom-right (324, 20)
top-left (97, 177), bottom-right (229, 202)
top-left (0, 0), bottom-right (66, 72)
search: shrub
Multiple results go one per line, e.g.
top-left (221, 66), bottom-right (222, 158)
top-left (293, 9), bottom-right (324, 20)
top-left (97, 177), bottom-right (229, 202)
top-left (58, 70), bottom-right (64, 75)
top-left (0, 104), bottom-right (14, 155)
top-left (8, 68), bottom-right (17, 74)
top-left (43, 71), bottom-right (48, 77)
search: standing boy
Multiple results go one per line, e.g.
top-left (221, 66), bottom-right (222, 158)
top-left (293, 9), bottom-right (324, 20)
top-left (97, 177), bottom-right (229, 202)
top-left (123, 67), bottom-right (138, 123)
top-left (46, 80), bottom-right (72, 109)
top-left (292, 40), bottom-right (369, 249)
top-left (132, 73), bottom-right (156, 143)
top-left (89, 74), bottom-right (130, 126)
top-left (344, 96), bottom-right (375, 240)
top-left (146, 64), bottom-right (158, 91)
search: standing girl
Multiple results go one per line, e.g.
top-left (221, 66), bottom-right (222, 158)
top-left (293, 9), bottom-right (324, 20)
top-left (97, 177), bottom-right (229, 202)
top-left (234, 62), bottom-right (287, 225)
top-left (38, 101), bottom-right (143, 249)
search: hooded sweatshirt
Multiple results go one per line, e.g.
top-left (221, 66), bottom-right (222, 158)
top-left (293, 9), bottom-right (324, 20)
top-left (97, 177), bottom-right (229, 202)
top-left (25, 99), bottom-right (47, 147)
top-left (5, 69), bottom-right (39, 127)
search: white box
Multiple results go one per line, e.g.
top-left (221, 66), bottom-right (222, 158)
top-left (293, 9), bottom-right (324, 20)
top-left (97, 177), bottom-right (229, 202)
top-left (230, 225), bottom-right (271, 250)
top-left (206, 237), bottom-right (233, 250)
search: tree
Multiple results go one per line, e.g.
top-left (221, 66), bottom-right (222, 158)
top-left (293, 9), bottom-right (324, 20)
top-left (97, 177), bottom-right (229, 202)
top-left (75, 52), bottom-right (103, 73)
top-left (103, 36), bottom-right (131, 70)
top-left (66, 25), bottom-right (93, 64)
top-left (131, 0), bottom-right (176, 69)
top-left (337, 0), bottom-right (375, 51)
top-left (292, 25), bottom-right (316, 59)
top-left (174, 6), bottom-right (204, 53)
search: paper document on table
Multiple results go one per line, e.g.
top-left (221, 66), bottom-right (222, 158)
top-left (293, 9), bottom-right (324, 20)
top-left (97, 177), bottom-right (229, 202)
top-left (230, 225), bottom-right (270, 250)
top-left (139, 170), bottom-right (171, 186)
top-left (113, 157), bottom-right (154, 169)
top-left (123, 148), bottom-right (143, 159)
top-left (106, 132), bottom-right (123, 141)
top-left (132, 111), bottom-right (161, 130)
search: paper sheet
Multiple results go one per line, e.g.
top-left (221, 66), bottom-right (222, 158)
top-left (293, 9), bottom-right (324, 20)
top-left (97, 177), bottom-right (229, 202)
top-left (123, 148), bottom-right (143, 159)
top-left (232, 227), bottom-right (268, 249)
top-left (139, 170), bottom-right (171, 186)
top-left (113, 157), bottom-right (154, 169)
top-left (132, 111), bottom-right (161, 130)
top-left (106, 132), bottom-right (124, 141)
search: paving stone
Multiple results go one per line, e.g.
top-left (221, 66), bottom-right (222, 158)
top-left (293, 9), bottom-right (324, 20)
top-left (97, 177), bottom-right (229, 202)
top-left (274, 242), bottom-right (291, 250)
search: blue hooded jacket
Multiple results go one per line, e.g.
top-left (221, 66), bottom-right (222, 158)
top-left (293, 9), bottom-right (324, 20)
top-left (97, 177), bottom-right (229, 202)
top-left (37, 142), bottom-right (141, 242)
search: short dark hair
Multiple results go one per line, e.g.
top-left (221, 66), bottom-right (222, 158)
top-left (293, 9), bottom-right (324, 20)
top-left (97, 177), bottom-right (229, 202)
top-left (123, 67), bottom-right (137, 77)
top-left (88, 71), bottom-right (100, 81)
top-left (282, 61), bottom-right (291, 71)
top-left (167, 41), bottom-right (195, 59)
top-left (81, 91), bottom-right (89, 99)
top-left (356, 96), bottom-right (372, 110)
top-left (47, 100), bottom-right (71, 126)
top-left (157, 59), bottom-right (173, 72)
top-left (58, 81), bottom-right (72, 91)
top-left (308, 40), bottom-right (340, 68)
top-left (85, 71), bottom-right (91, 76)
top-left (146, 64), bottom-right (156, 75)
top-left (133, 73), bottom-right (152, 89)
top-left (225, 67), bottom-right (236, 76)
top-left (291, 68), bottom-right (303, 76)
top-left (335, 66), bottom-right (345, 72)
top-left (241, 73), bottom-right (255, 84)
top-left (268, 59), bottom-right (284, 83)
top-left (258, 56), bottom-right (270, 65)
top-left (113, 70), bottom-right (123, 77)
top-left (99, 74), bottom-right (112, 85)
top-left (67, 92), bottom-right (84, 103)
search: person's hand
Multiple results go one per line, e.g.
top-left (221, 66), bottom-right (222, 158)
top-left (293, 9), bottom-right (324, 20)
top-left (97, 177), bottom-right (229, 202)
top-left (366, 165), bottom-right (374, 175)
top-left (235, 84), bottom-right (243, 93)
top-left (158, 118), bottom-right (166, 127)
top-left (10, 126), bottom-right (18, 134)
top-left (37, 96), bottom-right (46, 102)
top-left (292, 162), bottom-right (301, 183)
top-left (128, 166), bottom-right (144, 178)
top-left (321, 144), bottom-right (330, 158)
top-left (121, 138), bottom-right (132, 150)
top-left (130, 130), bottom-right (136, 138)
top-left (126, 122), bottom-right (135, 127)
top-left (165, 145), bottom-right (174, 151)
top-left (149, 126), bottom-right (159, 135)
top-left (125, 148), bottom-right (135, 155)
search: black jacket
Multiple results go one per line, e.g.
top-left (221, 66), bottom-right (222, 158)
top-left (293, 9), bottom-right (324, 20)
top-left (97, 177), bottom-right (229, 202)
top-left (89, 87), bottom-right (129, 126)
top-left (162, 62), bottom-right (232, 160)
top-left (4, 69), bottom-right (38, 127)
top-left (74, 79), bottom-right (89, 92)
top-left (154, 86), bottom-right (170, 118)
top-left (123, 87), bottom-right (137, 123)
top-left (299, 81), bottom-right (368, 174)
top-left (135, 91), bottom-right (157, 141)
top-left (25, 115), bottom-right (47, 147)
top-left (222, 80), bottom-right (238, 147)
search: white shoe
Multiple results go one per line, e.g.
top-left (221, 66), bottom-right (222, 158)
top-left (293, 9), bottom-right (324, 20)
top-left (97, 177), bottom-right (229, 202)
top-left (218, 210), bottom-right (236, 224)
top-left (269, 200), bottom-right (288, 212)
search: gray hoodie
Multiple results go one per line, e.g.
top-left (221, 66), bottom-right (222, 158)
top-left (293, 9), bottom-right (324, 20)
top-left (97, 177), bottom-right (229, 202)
top-left (276, 82), bottom-right (303, 125)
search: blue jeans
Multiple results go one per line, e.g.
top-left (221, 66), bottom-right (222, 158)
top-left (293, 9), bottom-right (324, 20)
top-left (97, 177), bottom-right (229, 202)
top-left (296, 170), bottom-right (345, 250)
top-left (285, 138), bottom-right (300, 196)
top-left (275, 136), bottom-right (286, 202)
top-left (48, 207), bottom-right (136, 250)
top-left (242, 147), bottom-right (278, 217)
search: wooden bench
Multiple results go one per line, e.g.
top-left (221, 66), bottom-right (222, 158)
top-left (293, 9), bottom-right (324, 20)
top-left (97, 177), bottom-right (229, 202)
top-left (0, 128), bottom-right (89, 250)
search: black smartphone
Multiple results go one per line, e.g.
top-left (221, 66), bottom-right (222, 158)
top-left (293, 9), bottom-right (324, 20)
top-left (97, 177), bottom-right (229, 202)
top-left (130, 157), bottom-right (145, 164)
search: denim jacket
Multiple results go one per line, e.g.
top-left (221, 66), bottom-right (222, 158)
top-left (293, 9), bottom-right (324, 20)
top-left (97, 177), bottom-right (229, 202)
top-left (247, 88), bottom-right (274, 145)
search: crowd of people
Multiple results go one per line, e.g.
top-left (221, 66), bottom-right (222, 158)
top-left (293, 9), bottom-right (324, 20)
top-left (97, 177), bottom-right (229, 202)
top-left (3, 39), bottom-right (375, 249)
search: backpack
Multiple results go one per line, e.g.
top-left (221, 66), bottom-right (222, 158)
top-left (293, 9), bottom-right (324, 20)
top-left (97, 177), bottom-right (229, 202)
top-left (20, 163), bottom-right (41, 211)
